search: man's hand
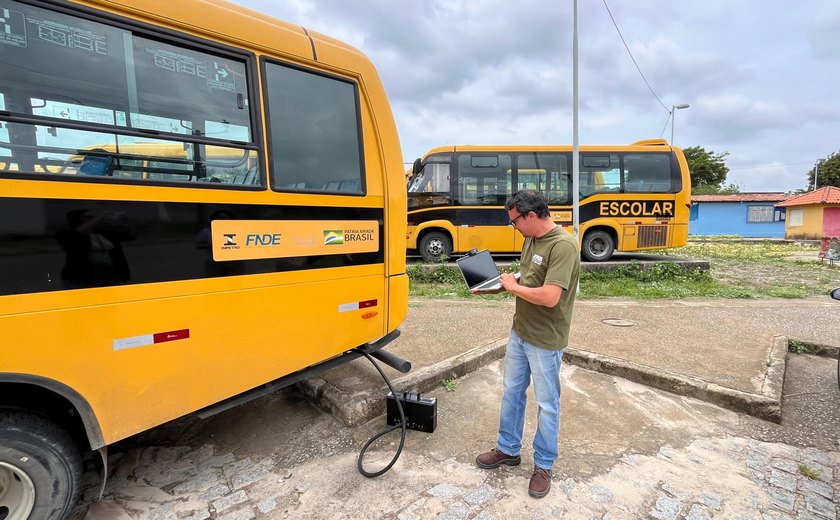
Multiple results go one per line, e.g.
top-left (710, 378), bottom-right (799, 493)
top-left (500, 272), bottom-right (519, 291)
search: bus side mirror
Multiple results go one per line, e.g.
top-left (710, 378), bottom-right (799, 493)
top-left (831, 287), bottom-right (840, 301)
top-left (413, 158), bottom-right (422, 176)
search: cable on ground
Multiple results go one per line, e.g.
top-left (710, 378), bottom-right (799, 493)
top-left (357, 352), bottom-right (406, 478)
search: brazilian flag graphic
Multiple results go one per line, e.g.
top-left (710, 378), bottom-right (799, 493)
top-left (324, 230), bottom-right (344, 245)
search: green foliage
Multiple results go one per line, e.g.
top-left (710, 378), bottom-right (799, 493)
top-left (407, 262), bottom-right (519, 299)
top-left (683, 146), bottom-right (730, 189)
top-left (406, 263), bottom-right (462, 285)
top-left (788, 340), bottom-right (822, 355)
top-left (692, 183), bottom-right (741, 195)
top-left (798, 464), bottom-right (821, 480)
top-left (407, 240), bottom-right (836, 300)
top-left (442, 378), bottom-right (458, 392)
top-left (807, 151), bottom-right (840, 190)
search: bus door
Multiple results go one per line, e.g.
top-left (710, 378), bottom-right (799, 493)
top-left (455, 153), bottom-right (516, 252)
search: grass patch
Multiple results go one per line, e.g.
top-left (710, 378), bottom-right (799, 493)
top-left (798, 463), bottom-right (821, 480)
top-left (788, 340), bottom-right (824, 355)
top-left (408, 239), bottom-right (840, 300)
top-left (442, 378), bottom-right (458, 392)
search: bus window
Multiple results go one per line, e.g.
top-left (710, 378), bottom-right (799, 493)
top-left (580, 154), bottom-right (619, 197)
top-left (516, 153), bottom-right (569, 204)
top-left (0, 0), bottom-right (258, 184)
top-left (71, 140), bottom-right (259, 184)
top-left (409, 162), bottom-right (450, 193)
top-left (264, 62), bottom-right (363, 194)
top-left (623, 153), bottom-right (674, 193)
top-left (457, 154), bottom-right (511, 205)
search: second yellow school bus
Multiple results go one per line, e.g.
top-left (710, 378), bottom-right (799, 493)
top-left (406, 139), bottom-right (691, 261)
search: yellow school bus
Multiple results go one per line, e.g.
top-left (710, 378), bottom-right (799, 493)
top-left (0, 1), bottom-right (407, 518)
top-left (406, 139), bottom-right (691, 261)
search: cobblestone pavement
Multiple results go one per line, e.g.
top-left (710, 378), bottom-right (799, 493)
top-left (69, 354), bottom-right (839, 520)
top-left (75, 436), bottom-right (837, 520)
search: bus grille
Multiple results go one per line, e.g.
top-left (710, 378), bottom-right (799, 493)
top-left (638, 225), bottom-right (668, 248)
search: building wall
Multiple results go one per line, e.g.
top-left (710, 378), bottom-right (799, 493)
top-left (784, 205), bottom-right (824, 239)
top-left (689, 202), bottom-right (785, 237)
top-left (823, 207), bottom-right (840, 236)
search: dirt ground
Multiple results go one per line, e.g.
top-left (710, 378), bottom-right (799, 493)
top-left (710, 254), bottom-right (839, 291)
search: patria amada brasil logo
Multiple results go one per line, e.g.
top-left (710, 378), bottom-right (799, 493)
top-left (323, 230), bottom-right (344, 245)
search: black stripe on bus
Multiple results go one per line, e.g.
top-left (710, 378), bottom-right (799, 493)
top-left (407, 199), bottom-right (676, 228)
top-left (0, 198), bottom-right (384, 296)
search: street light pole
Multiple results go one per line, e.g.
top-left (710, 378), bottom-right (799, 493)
top-left (670, 103), bottom-right (690, 145)
top-left (815, 159), bottom-right (825, 190)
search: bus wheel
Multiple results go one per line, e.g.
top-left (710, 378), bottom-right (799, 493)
top-left (582, 230), bottom-right (615, 262)
top-left (419, 232), bottom-right (452, 262)
top-left (0, 411), bottom-right (82, 520)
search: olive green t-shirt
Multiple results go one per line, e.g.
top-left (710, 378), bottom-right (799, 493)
top-left (512, 225), bottom-right (580, 350)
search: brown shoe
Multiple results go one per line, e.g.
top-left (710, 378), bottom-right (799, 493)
top-left (475, 448), bottom-right (521, 469)
top-left (529, 467), bottom-right (551, 498)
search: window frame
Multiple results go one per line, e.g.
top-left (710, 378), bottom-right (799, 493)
top-left (746, 205), bottom-right (775, 223)
top-left (0, 0), bottom-right (265, 190)
top-left (260, 56), bottom-right (366, 196)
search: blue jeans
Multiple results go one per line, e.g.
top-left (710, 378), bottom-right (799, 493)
top-left (496, 329), bottom-right (563, 470)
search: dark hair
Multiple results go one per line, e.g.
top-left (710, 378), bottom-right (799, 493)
top-left (505, 190), bottom-right (550, 218)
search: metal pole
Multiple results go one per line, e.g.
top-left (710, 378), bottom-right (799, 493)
top-left (670, 104), bottom-right (689, 145)
top-left (815, 160), bottom-right (820, 190)
top-left (572, 0), bottom-right (580, 242)
top-left (670, 106), bottom-right (675, 145)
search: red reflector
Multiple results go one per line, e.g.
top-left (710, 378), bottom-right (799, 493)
top-left (153, 329), bottom-right (190, 344)
top-left (360, 299), bottom-right (377, 308)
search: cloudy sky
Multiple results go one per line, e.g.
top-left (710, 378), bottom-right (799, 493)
top-left (233, 0), bottom-right (839, 193)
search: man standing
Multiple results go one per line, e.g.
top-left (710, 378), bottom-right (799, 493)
top-left (475, 190), bottom-right (580, 498)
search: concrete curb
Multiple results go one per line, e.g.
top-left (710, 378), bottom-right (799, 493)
top-left (301, 335), bottom-right (788, 427)
top-left (562, 339), bottom-right (783, 423)
top-left (297, 337), bottom-right (509, 427)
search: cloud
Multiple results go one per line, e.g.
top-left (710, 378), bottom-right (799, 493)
top-left (230, 0), bottom-right (840, 192)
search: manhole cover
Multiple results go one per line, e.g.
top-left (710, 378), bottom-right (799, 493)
top-left (601, 318), bottom-right (636, 327)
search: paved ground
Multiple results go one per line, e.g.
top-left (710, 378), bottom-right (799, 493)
top-left (69, 296), bottom-right (840, 519)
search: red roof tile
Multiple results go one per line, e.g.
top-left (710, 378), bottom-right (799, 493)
top-left (775, 186), bottom-right (840, 207)
top-left (692, 193), bottom-right (788, 203)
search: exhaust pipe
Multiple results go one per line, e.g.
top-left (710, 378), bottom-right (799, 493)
top-left (370, 349), bottom-right (412, 373)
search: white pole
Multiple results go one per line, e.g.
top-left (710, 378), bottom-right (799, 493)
top-left (670, 104), bottom-right (690, 145)
top-left (815, 160), bottom-right (820, 190)
top-left (670, 107), bottom-right (675, 145)
top-left (572, 0), bottom-right (580, 243)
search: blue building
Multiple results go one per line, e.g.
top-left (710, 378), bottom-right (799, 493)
top-left (689, 193), bottom-right (789, 237)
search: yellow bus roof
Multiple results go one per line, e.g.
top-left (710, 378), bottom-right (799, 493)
top-left (420, 139), bottom-right (679, 160)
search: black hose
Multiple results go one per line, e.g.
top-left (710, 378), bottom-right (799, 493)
top-left (357, 352), bottom-right (407, 478)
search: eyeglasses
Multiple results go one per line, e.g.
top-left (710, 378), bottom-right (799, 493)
top-left (508, 213), bottom-right (526, 227)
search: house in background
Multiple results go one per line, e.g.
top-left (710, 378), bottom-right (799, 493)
top-left (775, 186), bottom-right (840, 240)
top-left (689, 193), bottom-right (788, 237)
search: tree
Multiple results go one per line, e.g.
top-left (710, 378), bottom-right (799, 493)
top-left (808, 151), bottom-right (840, 190)
top-left (691, 182), bottom-right (741, 195)
top-left (682, 146), bottom-right (730, 190)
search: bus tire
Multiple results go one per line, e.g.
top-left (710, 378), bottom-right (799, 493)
top-left (419, 232), bottom-right (452, 262)
top-left (582, 230), bottom-right (615, 262)
top-left (0, 410), bottom-right (82, 520)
